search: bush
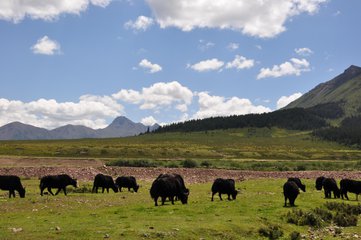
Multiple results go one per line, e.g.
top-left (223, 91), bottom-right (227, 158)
top-left (108, 159), bottom-right (157, 167)
top-left (333, 213), bottom-right (358, 227)
top-left (258, 225), bottom-right (283, 240)
top-left (325, 202), bottom-right (361, 215)
top-left (294, 165), bottom-right (306, 171)
top-left (200, 160), bottom-right (212, 168)
top-left (286, 209), bottom-right (329, 228)
top-left (182, 159), bottom-right (198, 168)
top-left (289, 231), bottom-right (301, 240)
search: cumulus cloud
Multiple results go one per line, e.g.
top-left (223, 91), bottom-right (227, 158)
top-left (113, 81), bottom-right (193, 111)
top-left (257, 58), bottom-right (310, 79)
top-left (190, 58), bottom-right (224, 72)
top-left (139, 59), bottom-right (162, 73)
top-left (193, 92), bottom-right (271, 119)
top-left (295, 47), bottom-right (313, 56)
top-left (31, 36), bottom-right (61, 55)
top-left (277, 92), bottom-right (303, 109)
top-left (226, 55), bottom-right (255, 70)
top-left (146, 0), bottom-right (327, 38)
top-left (0, 0), bottom-right (112, 23)
top-left (0, 96), bottom-right (123, 129)
top-left (124, 15), bottom-right (154, 31)
top-left (141, 116), bottom-right (157, 126)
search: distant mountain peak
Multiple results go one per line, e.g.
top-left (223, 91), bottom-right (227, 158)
top-left (345, 65), bottom-right (361, 72)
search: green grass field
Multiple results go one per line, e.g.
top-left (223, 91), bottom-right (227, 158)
top-left (1, 178), bottom-right (360, 240)
top-left (0, 128), bottom-right (355, 160)
top-left (1, 128), bottom-right (361, 171)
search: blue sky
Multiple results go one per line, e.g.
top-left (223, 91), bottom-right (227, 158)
top-left (0, 0), bottom-right (360, 129)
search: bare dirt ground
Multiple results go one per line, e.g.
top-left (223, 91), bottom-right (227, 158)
top-left (0, 157), bottom-right (361, 183)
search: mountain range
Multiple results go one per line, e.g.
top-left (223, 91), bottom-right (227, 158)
top-left (0, 116), bottom-right (160, 140)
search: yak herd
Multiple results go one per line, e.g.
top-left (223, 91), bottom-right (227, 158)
top-left (1, 173), bottom-right (361, 207)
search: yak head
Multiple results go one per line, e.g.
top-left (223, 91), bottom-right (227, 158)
top-left (112, 184), bottom-right (119, 193)
top-left (232, 190), bottom-right (239, 200)
top-left (134, 184), bottom-right (140, 193)
top-left (19, 187), bottom-right (26, 198)
top-left (71, 178), bottom-right (78, 188)
top-left (315, 176), bottom-right (325, 191)
top-left (179, 188), bottom-right (190, 204)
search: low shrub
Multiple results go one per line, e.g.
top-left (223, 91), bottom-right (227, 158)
top-left (258, 224), bottom-right (284, 240)
top-left (200, 160), bottom-right (212, 168)
top-left (333, 213), bottom-right (358, 227)
top-left (289, 231), bottom-right (301, 240)
top-left (107, 159), bottom-right (157, 167)
top-left (182, 159), bottom-right (198, 168)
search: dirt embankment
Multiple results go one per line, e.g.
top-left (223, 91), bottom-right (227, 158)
top-left (1, 157), bottom-right (361, 183)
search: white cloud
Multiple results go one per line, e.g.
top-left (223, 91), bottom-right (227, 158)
top-left (31, 36), bottom-right (61, 55)
top-left (0, 96), bottom-right (123, 129)
top-left (139, 59), bottom-right (162, 73)
top-left (190, 58), bottom-right (224, 72)
top-left (199, 40), bottom-right (215, 51)
top-left (146, 0), bottom-right (327, 38)
top-left (277, 92), bottom-right (302, 109)
top-left (227, 43), bottom-right (239, 51)
top-left (141, 116), bottom-right (158, 126)
top-left (226, 55), bottom-right (255, 70)
top-left (193, 92), bottom-right (271, 119)
top-left (257, 58), bottom-right (310, 79)
top-left (176, 104), bottom-right (188, 112)
top-left (295, 47), bottom-right (313, 56)
top-left (124, 15), bottom-right (154, 31)
top-left (113, 81), bottom-right (193, 111)
top-left (0, 0), bottom-right (112, 23)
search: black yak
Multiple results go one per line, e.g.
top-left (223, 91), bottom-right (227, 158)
top-left (92, 174), bottom-right (118, 193)
top-left (150, 173), bottom-right (189, 206)
top-left (283, 181), bottom-right (300, 207)
top-left (315, 176), bottom-right (340, 198)
top-left (40, 174), bottom-right (77, 196)
top-left (0, 175), bottom-right (26, 198)
top-left (115, 176), bottom-right (139, 192)
top-left (340, 179), bottom-right (361, 201)
top-left (288, 177), bottom-right (306, 192)
top-left (211, 178), bottom-right (238, 201)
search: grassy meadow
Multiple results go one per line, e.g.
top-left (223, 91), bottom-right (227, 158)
top-left (1, 178), bottom-right (361, 240)
top-left (1, 128), bottom-right (361, 170)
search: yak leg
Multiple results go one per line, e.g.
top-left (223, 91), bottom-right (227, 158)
top-left (48, 187), bottom-right (55, 195)
top-left (284, 197), bottom-right (288, 207)
top-left (218, 193), bottom-right (223, 201)
top-left (63, 187), bottom-right (67, 196)
top-left (8, 190), bottom-right (14, 198)
top-left (211, 192), bottom-right (215, 201)
top-left (106, 188), bottom-right (109, 193)
top-left (171, 196), bottom-right (175, 205)
top-left (154, 197), bottom-right (158, 206)
top-left (54, 188), bottom-right (62, 195)
top-left (119, 187), bottom-right (122, 192)
top-left (161, 197), bottom-right (166, 205)
top-left (227, 194), bottom-right (231, 200)
top-left (344, 192), bottom-right (349, 200)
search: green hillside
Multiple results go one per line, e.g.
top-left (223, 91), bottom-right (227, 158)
top-left (285, 65), bottom-right (361, 120)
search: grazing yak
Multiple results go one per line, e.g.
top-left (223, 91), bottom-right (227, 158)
top-left (287, 177), bottom-right (306, 192)
top-left (115, 176), bottom-right (139, 192)
top-left (150, 173), bottom-right (189, 206)
top-left (92, 174), bottom-right (118, 193)
top-left (40, 174), bottom-right (77, 196)
top-left (211, 178), bottom-right (238, 201)
top-left (283, 181), bottom-right (300, 207)
top-left (0, 175), bottom-right (26, 198)
top-left (315, 176), bottom-right (340, 199)
top-left (340, 179), bottom-right (361, 201)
